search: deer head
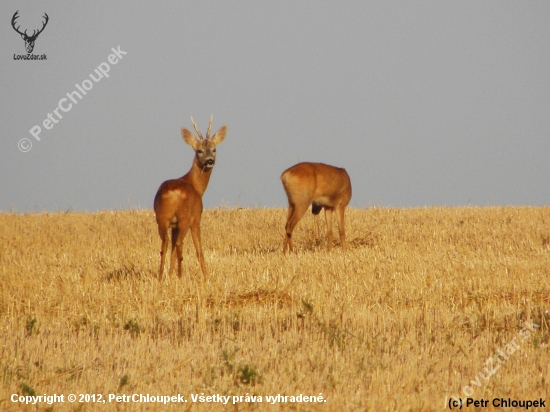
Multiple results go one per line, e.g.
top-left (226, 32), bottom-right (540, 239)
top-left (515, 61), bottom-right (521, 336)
top-left (12, 11), bottom-right (49, 54)
top-left (185, 115), bottom-right (227, 170)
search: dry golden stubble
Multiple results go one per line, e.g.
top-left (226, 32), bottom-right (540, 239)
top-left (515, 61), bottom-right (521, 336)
top-left (0, 206), bottom-right (549, 410)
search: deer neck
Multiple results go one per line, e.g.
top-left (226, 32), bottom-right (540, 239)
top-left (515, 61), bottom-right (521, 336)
top-left (182, 157), bottom-right (213, 197)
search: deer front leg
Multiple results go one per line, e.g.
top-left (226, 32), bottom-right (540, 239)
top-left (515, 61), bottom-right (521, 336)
top-left (336, 204), bottom-right (347, 251)
top-left (158, 228), bottom-right (169, 281)
top-left (190, 223), bottom-right (207, 276)
top-left (324, 208), bottom-right (333, 251)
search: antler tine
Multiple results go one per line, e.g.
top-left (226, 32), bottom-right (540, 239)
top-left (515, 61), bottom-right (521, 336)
top-left (35, 13), bottom-right (49, 37)
top-left (11, 11), bottom-right (19, 27)
top-left (206, 115), bottom-right (213, 139)
top-left (190, 116), bottom-right (204, 140)
top-left (11, 11), bottom-right (25, 36)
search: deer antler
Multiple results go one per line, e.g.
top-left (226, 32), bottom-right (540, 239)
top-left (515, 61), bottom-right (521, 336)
top-left (11, 11), bottom-right (49, 40)
top-left (11, 11), bottom-right (26, 37)
top-left (206, 115), bottom-right (213, 139)
top-left (31, 13), bottom-right (49, 40)
top-left (190, 116), bottom-right (204, 140)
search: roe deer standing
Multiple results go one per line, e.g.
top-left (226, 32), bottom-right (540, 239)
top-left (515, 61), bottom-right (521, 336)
top-left (154, 116), bottom-right (226, 280)
top-left (281, 162), bottom-right (352, 254)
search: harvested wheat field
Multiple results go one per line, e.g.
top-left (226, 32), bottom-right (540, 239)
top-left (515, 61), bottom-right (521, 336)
top-left (0, 206), bottom-right (549, 411)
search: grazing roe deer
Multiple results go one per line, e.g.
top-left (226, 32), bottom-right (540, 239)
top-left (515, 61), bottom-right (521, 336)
top-left (154, 116), bottom-right (226, 280)
top-left (281, 162), bottom-right (352, 254)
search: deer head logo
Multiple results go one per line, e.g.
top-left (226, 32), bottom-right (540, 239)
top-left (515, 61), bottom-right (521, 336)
top-left (11, 11), bottom-right (49, 54)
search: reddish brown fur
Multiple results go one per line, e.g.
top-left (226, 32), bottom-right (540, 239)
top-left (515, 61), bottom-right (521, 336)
top-left (281, 162), bottom-right (352, 254)
top-left (154, 118), bottom-right (226, 280)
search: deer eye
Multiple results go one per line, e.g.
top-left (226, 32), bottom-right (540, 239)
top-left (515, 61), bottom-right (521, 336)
top-left (197, 150), bottom-right (203, 154)
top-left (213, 149), bottom-right (216, 152)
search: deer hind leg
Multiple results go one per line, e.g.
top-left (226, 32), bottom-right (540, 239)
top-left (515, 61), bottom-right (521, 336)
top-left (283, 204), bottom-right (295, 254)
top-left (175, 225), bottom-right (190, 279)
top-left (190, 222), bottom-right (206, 276)
top-left (283, 202), bottom-right (309, 254)
top-left (314, 213), bottom-right (321, 240)
top-left (324, 207), bottom-right (333, 251)
top-left (336, 204), bottom-right (347, 251)
top-left (311, 202), bottom-right (322, 240)
top-left (158, 227), bottom-right (170, 281)
top-left (168, 227), bottom-right (180, 277)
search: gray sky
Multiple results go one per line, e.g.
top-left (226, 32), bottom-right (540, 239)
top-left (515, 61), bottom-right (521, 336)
top-left (1, 1), bottom-right (549, 212)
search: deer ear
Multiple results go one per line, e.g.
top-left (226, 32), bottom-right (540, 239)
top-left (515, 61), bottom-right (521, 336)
top-left (181, 128), bottom-right (199, 149)
top-left (211, 125), bottom-right (227, 145)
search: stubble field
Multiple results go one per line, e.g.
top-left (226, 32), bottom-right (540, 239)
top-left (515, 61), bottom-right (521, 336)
top-left (0, 206), bottom-right (549, 411)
